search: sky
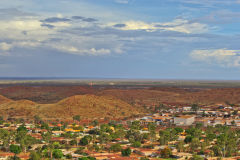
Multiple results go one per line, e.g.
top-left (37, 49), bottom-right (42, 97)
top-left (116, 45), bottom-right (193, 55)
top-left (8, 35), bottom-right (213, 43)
top-left (0, 0), bottom-right (240, 80)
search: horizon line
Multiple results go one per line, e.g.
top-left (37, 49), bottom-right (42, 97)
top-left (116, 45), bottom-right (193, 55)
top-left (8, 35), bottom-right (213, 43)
top-left (0, 77), bottom-right (240, 81)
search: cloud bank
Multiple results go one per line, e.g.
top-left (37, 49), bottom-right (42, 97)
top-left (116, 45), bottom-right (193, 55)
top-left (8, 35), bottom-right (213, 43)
top-left (190, 49), bottom-right (240, 67)
top-left (111, 19), bottom-right (210, 34)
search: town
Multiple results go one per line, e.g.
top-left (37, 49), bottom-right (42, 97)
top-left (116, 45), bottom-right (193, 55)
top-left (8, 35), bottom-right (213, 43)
top-left (1, 0), bottom-right (240, 159)
top-left (1, 103), bottom-right (240, 160)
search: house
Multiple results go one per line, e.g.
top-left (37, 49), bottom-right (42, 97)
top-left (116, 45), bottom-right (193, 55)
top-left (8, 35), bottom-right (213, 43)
top-left (195, 118), bottom-right (213, 127)
top-left (0, 152), bottom-right (14, 160)
top-left (134, 148), bottom-right (156, 157)
top-left (213, 117), bottom-right (225, 126)
top-left (18, 153), bottom-right (30, 160)
top-left (182, 107), bottom-right (192, 111)
top-left (174, 115), bottom-right (195, 126)
top-left (52, 130), bottom-right (64, 136)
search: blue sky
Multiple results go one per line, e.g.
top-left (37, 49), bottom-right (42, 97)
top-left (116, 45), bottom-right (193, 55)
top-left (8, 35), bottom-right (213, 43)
top-left (0, 0), bottom-right (240, 79)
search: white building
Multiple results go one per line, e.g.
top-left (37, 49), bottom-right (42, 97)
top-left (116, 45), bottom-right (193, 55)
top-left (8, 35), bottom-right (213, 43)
top-left (174, 115), bottom-right (195, 126)
top-left (183, 107), bottom-right (192, 111)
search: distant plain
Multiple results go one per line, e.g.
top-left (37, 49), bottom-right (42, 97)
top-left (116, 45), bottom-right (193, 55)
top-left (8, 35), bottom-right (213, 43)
top-left (0, 78), bottom-right (240, 120)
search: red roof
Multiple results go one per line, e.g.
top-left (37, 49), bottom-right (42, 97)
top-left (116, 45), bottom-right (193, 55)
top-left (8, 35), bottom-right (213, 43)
top-left (0, 152), bottom-right (14, 157)
top-left (30, 133), bottom-right (42, 139)
top-left (51, 137), bottom-right (65, 141)
top-left (18, 153), bottom-right (30, 159)
top-left (111, 157), bottom-right (138, 160)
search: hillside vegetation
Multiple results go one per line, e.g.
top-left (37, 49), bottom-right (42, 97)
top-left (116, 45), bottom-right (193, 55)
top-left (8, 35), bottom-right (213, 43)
top-left (1, 86), bottom-right (240, 106)
top-left (1, 85), bottom-right (240, 120)
top-left (0, 94), bottom-right (142, 120)
top-left (0, 95), bottom-right (12, 104)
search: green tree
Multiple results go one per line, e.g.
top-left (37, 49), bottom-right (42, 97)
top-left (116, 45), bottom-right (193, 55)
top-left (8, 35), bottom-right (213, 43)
top-left (73, 115), bottom-right (81, 122)
top-left (80, 136), bottom-right (92, 146)
top-left (113, 127), bottom-right (126, 141)
top-left (148, 122), bottom-right (156, 142)
top-left (34, 115), bottom-right (42, 124)
top-left (121, 147), bottom-right (131, 157)
top-left (74, 147), bottom-right (85, 155)
top-left (206, 133), bottom-right (216, 141)
top-left (177, 141), bottom-right (185, 152)
top-left (91, 120), bottom-right (99, 126)
top-left (191, 103), bottom-right (199, 112)
top-left (109, 144), bottom-right (122, 152)
top-left (26, 136), bottom-right (37, 152)
top-left (174, 127), bottom-right (184, 134)
top-left (53, 142), bottom-right (61, 149)
top-left (160, 147), bottom-right (172, 158)
top-left (52, 149), bottom-right (63, 159)
top-left (184, 135), bottom-right (193, 143)
top-left (130, 121), bottom-right (142, 130)
top-left (195, 123), bottom-right (203, 128)
top-left (99, 133), bottom-right (111, 144)
top-left (216, 131), bottom-right (237, 157)
top-left (100, 124), bottom-right (113, 133)
top-left (16, 125), bottom-right (37, 153)
top-left (0, 129), bottom-right (11, 151)
top-left (211, 145), bottom-right (221, 157)
top-left (191, 154), bottom-right (204, 160)
top-left (10, 144), bottom-right (21, 156)
top-left (190, 138), bottom-right (200, 152)
top-left (42, 143), bottom-right (54, 159)
top-left (41, 132), bottom-right (52, 143)
top-left (80, 137), bottom-right (89, 146)
top-left (159, 130), bottom-right (170, 145)
top-left (131, 141), bottom-right (141, 148)
top-left (29, 151), bottom-right (41, 160)
top-left (17, 125), bottom-right (27, 133)
top-left (0, 116), bottom-right (4, 125)
top-left (66, 153), bottom-right (72, 159)
top-left (70, 139), bottom-right (77, 146)
top-left (41, 123), bottom-right (50, 130)
top-left (185, 127), bottom-right (201, 138)
top-left (93, 144), bottom-right (100, 152)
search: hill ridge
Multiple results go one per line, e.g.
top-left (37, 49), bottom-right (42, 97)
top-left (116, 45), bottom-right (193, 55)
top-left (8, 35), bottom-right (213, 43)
top-left (0, 94), bottom-right (141, 119)
top-left (0, 95), bottom-right (12, 104)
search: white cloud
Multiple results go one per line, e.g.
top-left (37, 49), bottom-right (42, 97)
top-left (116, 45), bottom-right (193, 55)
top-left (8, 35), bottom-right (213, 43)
top-left (0, 17), bottom-right (73, 53)
top-left (0, 42), bottom-right (12, 51)
top-left (0, 14), bottom-right (117, 56)
top-left (0, 19), bottom-right (55, 41)
top-left (0, 42), bottom-right (12, 56)
top-left (160, 19), bottom-right (209, 33)
top-left (116, 21), bottom-right (154, 30)
top-left (8, 20), bottom-right (41, 30)
top-left (110, 19), bottom-right (209, 34)
top-left (57, 13), bottom-right (63, 18)
top-left (0, 8), bottom-right (208, 58)
top-left (86, 48), bottom-right (111, 55)
top-left (53, 45), bottom-right (111, 56)
top-left (0, 41), bottom-right (43, 56)
top-left (190, 49), bottom-right (240, 67)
